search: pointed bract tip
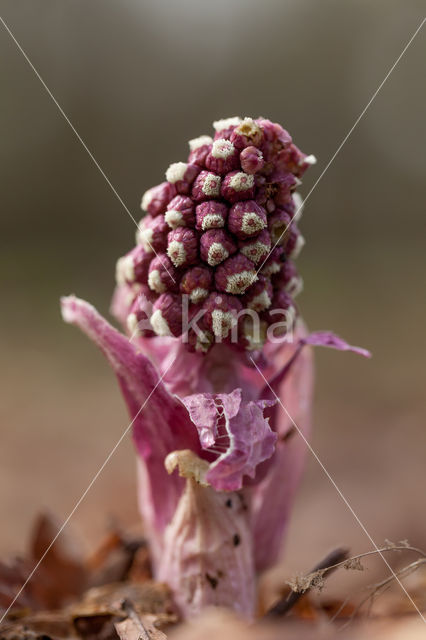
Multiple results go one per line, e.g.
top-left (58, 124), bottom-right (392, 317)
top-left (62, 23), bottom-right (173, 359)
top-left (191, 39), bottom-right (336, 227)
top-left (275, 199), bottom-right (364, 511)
top-left (60, 294), bottom-right (83, 324)
top-left (303, 331), bottom-right (371, 358)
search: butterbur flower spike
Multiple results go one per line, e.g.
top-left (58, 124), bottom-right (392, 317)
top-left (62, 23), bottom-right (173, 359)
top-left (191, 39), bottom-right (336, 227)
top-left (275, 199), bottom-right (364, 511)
top-left (61, 116), bottom-right (370, 620)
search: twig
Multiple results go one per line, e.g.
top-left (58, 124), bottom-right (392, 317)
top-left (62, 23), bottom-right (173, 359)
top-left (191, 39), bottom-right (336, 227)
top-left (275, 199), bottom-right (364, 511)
top-left (117, 599), bottom-right (151, 640)
top-left (266, 542), bottom-right (426, 623)
top-left (265, 546), bottom-right (350, 618)
top-left (338, 557), bottom-right (426, 630)
top-left (321, 544), bottom-right (426, 573)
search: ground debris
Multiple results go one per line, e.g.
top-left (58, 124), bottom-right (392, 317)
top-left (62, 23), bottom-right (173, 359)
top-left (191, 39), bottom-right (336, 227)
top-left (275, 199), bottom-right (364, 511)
top-left (0, 514), bottom-right (177, 640)
top-left (0, 610), bottom-right (77, 640)
top-left (1, 515), bottom-right (425, 639)
top-left (70, 582), bottom-right (177, 639)
top-left (0, 514), bottom-right (151, 619)
top-left (71, 581), bottom-right (176, 619)
top-left (0, 582), bottom-right (177, 640)
top-left (87, 531), bottom-right (149, 588)
top-left (343, 557), bottom-right (364, 571)
top-left (114, 601), bottom-right (167, 640)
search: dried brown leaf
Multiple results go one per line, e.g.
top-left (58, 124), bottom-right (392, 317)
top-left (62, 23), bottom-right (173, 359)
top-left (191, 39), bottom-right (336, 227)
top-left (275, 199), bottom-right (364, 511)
top-left (115, 602), bottom-right (167, 640)
top-left (29, 512), bottom-right (87, 609)
top-left (286, 569), bottom-right (325, 594)
top-left (343, 557), bottom-right (364, 571)
top-left (73, 581), bottom-right (176, 618)
top-left (0, 557), bottom-right (34, 612)
top-left (0, 610), bottom-right (76, 640)
top-left (88, 531), bottom-right (148, 588)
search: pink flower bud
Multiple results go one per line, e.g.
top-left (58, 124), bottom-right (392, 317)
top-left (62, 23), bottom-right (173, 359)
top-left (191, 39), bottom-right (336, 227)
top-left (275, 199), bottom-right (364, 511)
top-left (148, 253), bottom-right (179, 293)
top-left (260, 246), bottom-right (285, 277)
top-left (200, 229), bottom-right (237, 267)
top-left (239, 315), bottom-right (269, 351)
top-left (221, 171), bottom-right (255, 202)
top-left (165, 195), bottom-right (195, 229)
top-left (258, 119), bottom-right (292, 162)
top-left (141, 181), bottom-right (176, 217)
top-left (167, 227), bottom-right (199, 268)
top-left (151, 293), bottom-right (182, 337)
top-left (258, 118), bottom-right (291, 144)
top-left (256, 171), bottom-right (297, 208)
top-left (240, 146), bottom-right (264, 174)
top-left (268, 208), bottom-right (292, 245)
top-left (283, 224), bottom-right (305, 258)
top-left (132, 248), bottom-right (153, 283)
top-left (212, 117), bottom-right (242, 140)
top-left (228, 201), bottom-right (267, 239)
top-left (280, 143), bottom-right (316, 177)
top-left (230, 117), bottom-right (263, 149)
top-left (273, 171), bottom-right (299, 207)
top-left (187, 135), bottom-right (213, 166)
top-left (205, 138), bottom-right (240, 174)
top-left (282, 195), bottom-right (297, 218)
top-left (203, 292), bottom-right (243, 340)
top-left (272, 260), bottom-right (303, 297)
top-left (242, 276), bottom-right (273, 312)
top-left (111, 282), bottom-right (142, 326)
top-left (116, 245), bottom-right (152, 285)
top-left (127, 289), bottom-right (155, 338)
top-left (263, 290), bottom-right (296, 336)
top-left (180, 265), bottom-right (213, 303)
top-left (272, 289), bottom-right (295, 312)
top-left (195, 201), bottom-right (228, 231)
top-left (215, 254), bottom-right (257, 295)
top-left (136, 214), bottom-right (169, 253)
top-left (166, 162), bottom-right (201, 195)
top-left (186, 318), bottom-right (214, 353)
top-left (254, 181), bottom-right (272, 207)
top-left (239, 229), bottom-right (271, 265)
top-left (191, 170), bottom-right (222, 202)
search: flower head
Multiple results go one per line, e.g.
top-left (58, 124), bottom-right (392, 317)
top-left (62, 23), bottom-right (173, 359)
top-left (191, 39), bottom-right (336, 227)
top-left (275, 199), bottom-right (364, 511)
top-left (114, 117), bottom-right (314, 353)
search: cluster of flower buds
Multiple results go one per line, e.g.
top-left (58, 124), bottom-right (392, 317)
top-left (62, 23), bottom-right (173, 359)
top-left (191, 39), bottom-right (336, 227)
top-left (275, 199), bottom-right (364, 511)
top-left (116, 117), bottom-right (316, 352)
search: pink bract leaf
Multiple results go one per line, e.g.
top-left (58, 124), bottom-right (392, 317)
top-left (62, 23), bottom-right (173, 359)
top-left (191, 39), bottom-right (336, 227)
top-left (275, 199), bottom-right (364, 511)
top-left (181, 389), bottom-right (241, 449)
top-left (263, 329), bottom-right (371, 400)
top-left (181, 389), bottom-right (276, 492)
top-left (209, 399), bottom-right (276, 492)
top-left (252, 333), bottom-right (314, 572)
top-left (301, 331), bottom-right (371, 358)
top-left (252, 327), bottom-right (369, 571)
top-left (60, 296), bottom-right (199, 539)
top-left (157, 479), bottom-right (256, 619)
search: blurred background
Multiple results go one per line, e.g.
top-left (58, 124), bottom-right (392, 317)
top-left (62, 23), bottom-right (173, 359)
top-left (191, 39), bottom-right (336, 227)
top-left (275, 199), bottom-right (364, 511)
top-left (0, 0), bottom-right (425, 598)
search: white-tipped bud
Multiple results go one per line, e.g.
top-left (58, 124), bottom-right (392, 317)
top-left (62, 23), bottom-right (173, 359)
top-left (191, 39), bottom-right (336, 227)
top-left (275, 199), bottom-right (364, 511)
top-left (166, 162), bottom-right (188, 184)
top-left (213, 116), bottom-right (242, 132)
top-left (188, 135), bottom-right (213, 151)
top-left (150, 308), bottom-right (172, 336)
